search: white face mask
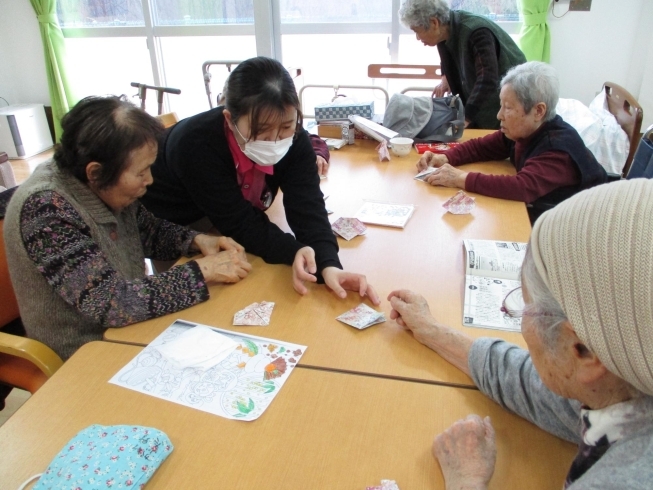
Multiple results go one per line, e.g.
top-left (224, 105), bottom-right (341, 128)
top-left (234, 125), bottom-right (294, 166)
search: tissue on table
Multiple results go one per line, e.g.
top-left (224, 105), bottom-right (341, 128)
top-left (156, 325), bottom-right (237, 370)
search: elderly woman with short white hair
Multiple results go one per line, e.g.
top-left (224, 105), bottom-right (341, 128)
top-left (388, 179), bottom-right (653, 489)
top-left (399, 0), bottom-right (526, 129)
top-left (418, 61), bottom-right (607, 222)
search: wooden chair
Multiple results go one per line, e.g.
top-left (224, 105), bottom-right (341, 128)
top-left (626, 124), bottom-right (653, 180)
top-left (368, 64), bottom-right (442, 95)
top-left (156, 112), bottom-right (179, 129)
top-left (0, 217), bottom-right (63, 395)
top-left (0, 332), bottom-right (63, 394)
top-left (603, 82), bottom-right (644, 177)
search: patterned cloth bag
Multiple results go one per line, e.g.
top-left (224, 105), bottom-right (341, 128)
top-left (22, 425), bottom-right (173, 490)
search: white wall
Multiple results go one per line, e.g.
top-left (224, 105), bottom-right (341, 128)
top-left (549, 0), bottom-right (653, 128)
top-left (0, 0), bottom-right (50, 106)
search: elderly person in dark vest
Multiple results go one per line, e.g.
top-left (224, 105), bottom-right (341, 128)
top-left (3, 96), bottom-right (252, 360)
top-left (417, 61), bottom-right (607, 223)
top-left (399, 0), bottom-right (526, 129)
top-left (388, 179), bottom-right (653, 489)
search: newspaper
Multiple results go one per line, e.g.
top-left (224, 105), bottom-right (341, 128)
top-left (462, 239), bottom-right (528, 332)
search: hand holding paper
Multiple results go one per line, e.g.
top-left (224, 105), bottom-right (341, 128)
top-left (424, 163), bottom-right (467, 188)
top-left (417, 151), bottom-right (448, 171)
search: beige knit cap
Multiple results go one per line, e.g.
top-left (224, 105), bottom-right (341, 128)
top-left (530, 179), bottom-right (653, 395)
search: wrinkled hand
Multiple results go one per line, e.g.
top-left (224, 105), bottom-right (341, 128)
top-left (387, 289), bottom-right (436, 339)
top-left (192, 234), bottom-right (246, 259)
top-left (432, 76), bottom-right (450, 98)
top-left (195, 250), bottom-right (251, 284)
top-left (424, 163), bottom-right (468, 189)
top-left (322, 267), bottom-right (381, 305)
top-left (316, 155), bottom-right (330, 177)
top-left (292, 247), bottom-right (319, 295)
top-left (417, 151), bottom-right (449, 172)
top-left (433, 415), bottom-right (496, 490)
top-left (388, 290), bottom-right (474, 374)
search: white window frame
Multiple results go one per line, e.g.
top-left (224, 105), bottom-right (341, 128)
top-left (60, 0), bottom-right (521, 112)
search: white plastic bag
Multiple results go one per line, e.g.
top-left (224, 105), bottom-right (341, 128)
top-left (556, 94), bottom-right (629, 175)
top-left (588, 91), bottom-right (629, 174)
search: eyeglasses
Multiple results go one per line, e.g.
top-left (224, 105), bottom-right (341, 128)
top-left (501, 286), bottom-right (525, 318)
top-left (501, 286), bottom-right (555, 319)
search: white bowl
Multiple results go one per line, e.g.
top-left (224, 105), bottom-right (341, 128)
top-left (389, 137), bottom-right (414, 157)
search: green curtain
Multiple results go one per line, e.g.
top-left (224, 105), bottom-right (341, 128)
top-left (517, 0), bottom-right (551, 62)
top-left (30, 0), bottom-right (75, 140)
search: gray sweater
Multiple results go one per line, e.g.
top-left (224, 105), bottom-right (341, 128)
top-left (469, 338), bottom-right (653, 489)
top-left (4, 162), bottom-right (209, 360)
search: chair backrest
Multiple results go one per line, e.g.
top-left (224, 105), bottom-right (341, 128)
top-left (156, 112), bottom-right (179, 129)
top-left (368, 64), bottom-right (443, 97)
top-left (626, 124), bottom-right (653, 180)
top-left (0, 332), bottom-right (64, 393)
top-left (603, 82), bottom-right (644, 176)
top-left (368, 64), bottom-right (442, 80)
top-left (0, 219), bottom-right (20, 328)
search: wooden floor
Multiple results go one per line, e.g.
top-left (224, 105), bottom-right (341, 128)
top-left (9, 148), bottom-right (54, 185)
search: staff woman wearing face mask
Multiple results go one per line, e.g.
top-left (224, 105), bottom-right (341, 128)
top-left (141, 56), bottom-right (379, 304)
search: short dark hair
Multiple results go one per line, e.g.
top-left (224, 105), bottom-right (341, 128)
top-left (224, 57), bottom-right (303, 140)
top-left (54, 95), bottom-right (164, 189)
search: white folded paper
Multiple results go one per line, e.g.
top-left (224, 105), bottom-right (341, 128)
top-left (156, 325), bottom-right (237, 370)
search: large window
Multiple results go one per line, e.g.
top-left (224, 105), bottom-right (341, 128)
top-left (57, 0), bottom-right (520, 118)
top-left (57, 0), bottom-right (146, 27)
top-left (452, 0), bottom-right (519, 21)
top-left (151, 1), bottom-right (254, 26)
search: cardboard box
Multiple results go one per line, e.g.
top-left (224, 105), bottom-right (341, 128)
top-left (317, 122), bottom-right (355, 144)
top-left (317, 123), bottom-right (346, 139)
top-left (315, 101), bottom-right (374, 122)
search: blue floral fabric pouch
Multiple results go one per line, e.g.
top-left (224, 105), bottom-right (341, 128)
top-left (31, 424), bottom-right (173, 489)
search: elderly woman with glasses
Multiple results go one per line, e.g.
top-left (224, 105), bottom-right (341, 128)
top-left (417, 61), bottom-right (607, 223)
top-left (388, 179), bottom-right (653, 489)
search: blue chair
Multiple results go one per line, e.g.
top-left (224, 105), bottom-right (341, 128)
top-left (626, 124), bottom-right (653, 180)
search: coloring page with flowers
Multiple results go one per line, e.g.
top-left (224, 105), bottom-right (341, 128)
top-left (109, 320), bottom-right (307, 421)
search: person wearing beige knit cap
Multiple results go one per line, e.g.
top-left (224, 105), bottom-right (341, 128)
top-left (388, 178), bottom-right (653, 489)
